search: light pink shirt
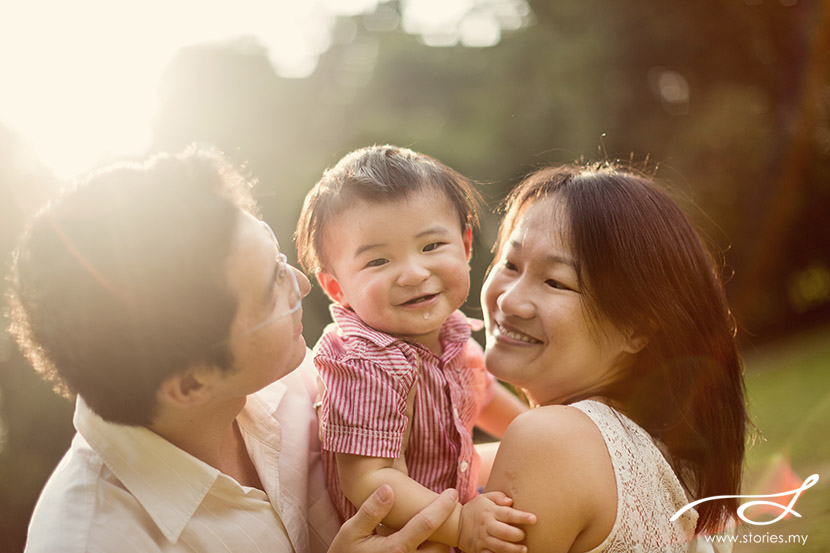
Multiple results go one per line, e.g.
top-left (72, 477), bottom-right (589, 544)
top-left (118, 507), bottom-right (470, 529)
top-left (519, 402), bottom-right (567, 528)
top-left (315, 305), bottom-right (494, 521)
top-left (25, 353), bottom-right (339, 553)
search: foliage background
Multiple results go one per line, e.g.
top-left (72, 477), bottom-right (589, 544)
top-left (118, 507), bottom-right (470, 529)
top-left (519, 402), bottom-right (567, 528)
top-left (1, 1), bottom-right (829, 551)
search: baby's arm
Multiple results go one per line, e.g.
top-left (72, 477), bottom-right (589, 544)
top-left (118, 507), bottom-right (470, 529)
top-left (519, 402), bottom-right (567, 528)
top-left (337, 453), bottom-right (462, 546)
top-left (476, 383), bottom-right (528, 439)
top-left (336, 453), bottom-right (535, 552)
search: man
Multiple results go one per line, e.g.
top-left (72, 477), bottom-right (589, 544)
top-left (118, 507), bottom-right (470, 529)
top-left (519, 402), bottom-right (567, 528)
top-left (8, 148), bottom-right (456, 552)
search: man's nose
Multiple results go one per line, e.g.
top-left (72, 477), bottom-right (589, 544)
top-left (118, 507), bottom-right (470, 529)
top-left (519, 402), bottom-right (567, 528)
top-left (292, 265), bottom-right (312, 297)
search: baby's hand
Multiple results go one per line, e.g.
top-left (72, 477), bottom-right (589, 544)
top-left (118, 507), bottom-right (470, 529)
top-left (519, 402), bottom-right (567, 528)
top-left (457, 492), bottom-right (536, 553)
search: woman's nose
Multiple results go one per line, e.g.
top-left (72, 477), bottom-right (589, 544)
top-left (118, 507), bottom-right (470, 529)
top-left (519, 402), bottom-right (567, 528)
top-left (396, 259), bottom-right (430, 287)
top-left (495, 279), bottom-right (535, 319)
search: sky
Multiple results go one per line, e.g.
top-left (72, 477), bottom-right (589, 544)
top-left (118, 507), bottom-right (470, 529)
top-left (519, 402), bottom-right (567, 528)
top-left (0, 0), bottom-right (528, 180)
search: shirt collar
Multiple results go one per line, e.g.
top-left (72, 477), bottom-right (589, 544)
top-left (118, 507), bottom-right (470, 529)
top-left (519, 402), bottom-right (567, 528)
top-left (329, 304), bottom-right (473, 352)
top-left (74, 385), bottom-right (286, 544)
top-left (74, 397), bottom-right (217, 542)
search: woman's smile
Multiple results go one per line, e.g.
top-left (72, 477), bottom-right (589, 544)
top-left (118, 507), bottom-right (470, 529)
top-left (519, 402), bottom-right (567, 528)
top-left (491, 321), bottom-right (543, 344)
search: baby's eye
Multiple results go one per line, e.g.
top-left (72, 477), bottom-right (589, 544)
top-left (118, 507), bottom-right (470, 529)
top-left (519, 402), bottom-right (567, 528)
top-left (365, 258), bottom-right (388, 268)
top-left (502, 259), bottom-right (518, 271)
top-left (422, 242), bottom-right (444, 252)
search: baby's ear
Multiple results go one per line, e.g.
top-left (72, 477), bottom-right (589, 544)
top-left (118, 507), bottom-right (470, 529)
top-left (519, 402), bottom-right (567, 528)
top-left (317, 271), bottom-right (349, 306)
top-left (463, 224), bottom-right (473, 261)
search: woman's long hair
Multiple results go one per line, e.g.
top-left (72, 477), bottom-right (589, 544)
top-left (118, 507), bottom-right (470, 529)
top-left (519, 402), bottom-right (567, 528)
top-left (493, 164), bottom-right (748, 534)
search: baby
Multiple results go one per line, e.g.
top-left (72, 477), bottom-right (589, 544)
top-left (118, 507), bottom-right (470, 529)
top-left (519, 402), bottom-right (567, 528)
top-left (296, 145), bottom-right (532, 552)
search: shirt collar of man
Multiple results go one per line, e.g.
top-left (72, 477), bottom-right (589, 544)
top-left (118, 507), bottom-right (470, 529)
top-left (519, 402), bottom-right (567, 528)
top-left (328, 304), bottom-right (474, 353)
top-left (73, 381), bottom-right (289, 543)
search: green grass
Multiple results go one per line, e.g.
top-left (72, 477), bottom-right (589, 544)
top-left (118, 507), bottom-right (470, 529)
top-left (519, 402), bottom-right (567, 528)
top-left (733, 325), bottom-right (830, 552)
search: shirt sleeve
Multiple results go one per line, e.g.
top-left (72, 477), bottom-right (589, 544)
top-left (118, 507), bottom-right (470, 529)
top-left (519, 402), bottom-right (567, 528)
top-left (315, 349), bottom-right (418, 459)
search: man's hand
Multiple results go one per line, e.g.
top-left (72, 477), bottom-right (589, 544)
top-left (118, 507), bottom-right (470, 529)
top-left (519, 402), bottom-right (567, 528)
top-left (457, 492), bottom-right (537, 553)
top-left (328, 484), bottom-right (458, 553)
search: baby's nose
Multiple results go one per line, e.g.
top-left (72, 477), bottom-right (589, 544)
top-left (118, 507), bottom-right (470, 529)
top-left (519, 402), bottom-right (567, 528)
top-left (397, 261), bottom-right (430, 287)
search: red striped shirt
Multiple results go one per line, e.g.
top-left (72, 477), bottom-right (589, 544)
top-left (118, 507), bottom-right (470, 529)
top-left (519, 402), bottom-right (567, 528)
top-left (314, 305), bottom-right (494, 521)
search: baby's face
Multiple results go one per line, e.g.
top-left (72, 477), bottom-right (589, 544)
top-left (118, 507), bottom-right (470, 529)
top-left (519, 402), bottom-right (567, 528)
top-left (318, 188), bottom-right (472, 352)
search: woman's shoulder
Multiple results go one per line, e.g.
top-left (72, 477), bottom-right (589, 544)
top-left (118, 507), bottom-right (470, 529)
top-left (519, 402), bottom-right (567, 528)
top-left (490, 404), bottom-right (618, 552)
top-left (499, 404), bottom-right (614, 488)
top-left (504, 403), bottom-right (605, 448)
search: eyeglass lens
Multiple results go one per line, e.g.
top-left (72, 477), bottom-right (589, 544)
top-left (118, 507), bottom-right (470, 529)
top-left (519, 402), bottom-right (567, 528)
top-left (232, 223), bottom-right (303, 340)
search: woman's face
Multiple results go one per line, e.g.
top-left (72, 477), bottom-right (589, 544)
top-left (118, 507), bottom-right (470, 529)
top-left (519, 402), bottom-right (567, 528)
top-left (481, 196), bottom-right (635, 406)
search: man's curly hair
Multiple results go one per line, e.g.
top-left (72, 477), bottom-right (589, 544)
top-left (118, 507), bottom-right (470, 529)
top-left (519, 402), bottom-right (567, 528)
top-left (7, 147), bottom-right (258, 425)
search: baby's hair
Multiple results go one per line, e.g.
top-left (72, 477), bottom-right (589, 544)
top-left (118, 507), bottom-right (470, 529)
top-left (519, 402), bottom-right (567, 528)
top-left (296, 145), bottom-right (481, 274)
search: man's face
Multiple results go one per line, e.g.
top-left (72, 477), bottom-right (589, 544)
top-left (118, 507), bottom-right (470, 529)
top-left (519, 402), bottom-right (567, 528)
top-left (220, 212), bottom-right (310, 395)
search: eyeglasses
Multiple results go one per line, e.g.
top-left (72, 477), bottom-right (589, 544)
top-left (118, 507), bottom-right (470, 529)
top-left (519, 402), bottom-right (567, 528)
top-left (227, 221), bottom-right (303, 341)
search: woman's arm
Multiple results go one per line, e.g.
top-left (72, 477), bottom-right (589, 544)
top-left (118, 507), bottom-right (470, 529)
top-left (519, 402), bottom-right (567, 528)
top-left (475, 383), bottom-right (528, 439)
top-left (484, 406), bottom-right (617, 553)
top-left (474, 385), bottom-right (528, 487)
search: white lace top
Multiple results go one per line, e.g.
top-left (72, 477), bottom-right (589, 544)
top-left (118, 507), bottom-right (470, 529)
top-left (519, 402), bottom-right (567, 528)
top-left (571, 400), bottom-right (703, 553)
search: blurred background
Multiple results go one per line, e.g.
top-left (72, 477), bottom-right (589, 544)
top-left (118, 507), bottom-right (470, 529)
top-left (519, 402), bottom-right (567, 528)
top-left (1, 1), bottom-right (829, 551)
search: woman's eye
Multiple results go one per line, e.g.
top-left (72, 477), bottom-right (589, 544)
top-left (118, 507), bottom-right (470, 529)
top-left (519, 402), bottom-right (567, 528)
top-left (546, 279), bottom-right (571, 291)
top-left (365, 258), bottom-right (388, 268)
top-left (502, 259), bottom-right (517, 271)
top-left (423, 242), bottom-right (443, 252)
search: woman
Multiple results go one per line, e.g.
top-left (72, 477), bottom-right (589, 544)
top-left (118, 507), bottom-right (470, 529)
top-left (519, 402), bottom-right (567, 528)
top-left (482, 164), bottom-right (748, 552)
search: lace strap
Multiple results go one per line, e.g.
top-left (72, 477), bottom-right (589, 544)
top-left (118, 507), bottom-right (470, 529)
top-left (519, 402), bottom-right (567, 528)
top-left (570, 400), bottom-right (698, 553)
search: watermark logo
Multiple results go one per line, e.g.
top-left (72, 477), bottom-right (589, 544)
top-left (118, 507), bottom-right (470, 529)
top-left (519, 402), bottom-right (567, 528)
top-left (671, 474), bottom-right (819, 526)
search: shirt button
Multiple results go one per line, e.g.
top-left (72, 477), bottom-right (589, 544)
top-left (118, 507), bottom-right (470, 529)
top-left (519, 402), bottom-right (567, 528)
top-left (460, 460), bottom-right (469, 473)
top-left (453, 407), bottom-right (459, 419)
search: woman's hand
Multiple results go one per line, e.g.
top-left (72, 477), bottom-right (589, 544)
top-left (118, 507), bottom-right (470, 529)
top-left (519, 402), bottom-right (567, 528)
top-left (328, 485), bottom-right (458, 553)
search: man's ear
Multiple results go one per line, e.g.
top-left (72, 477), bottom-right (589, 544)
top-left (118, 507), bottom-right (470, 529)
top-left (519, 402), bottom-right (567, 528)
top-left (157, 369), bottom-right (216, 408)
top-left (317, 271), bottom-right (349, 306)
top-left (462, 224), bottom-right (473, 262)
